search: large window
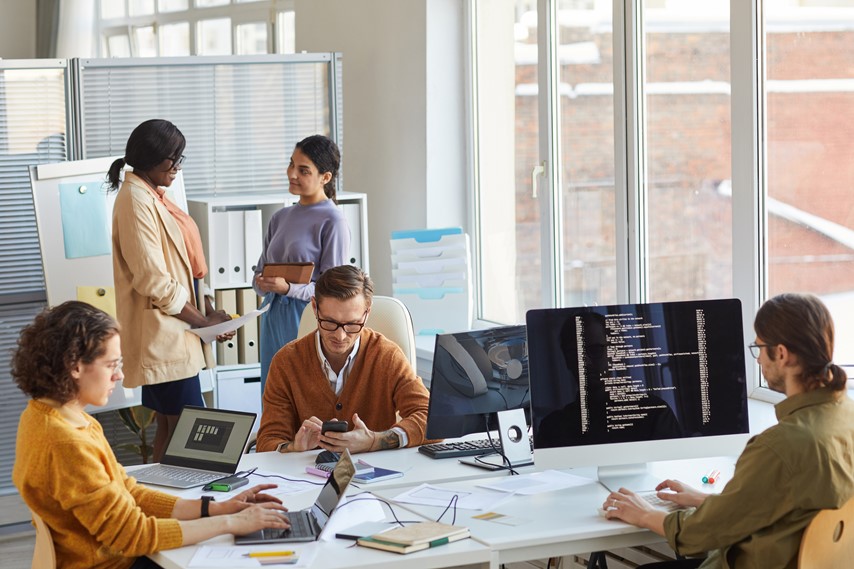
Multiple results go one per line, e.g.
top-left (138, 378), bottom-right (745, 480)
top-left (764, 0), bottom-right (854, 369)
top-left (97, 0), bottom-right (295, 57)
top-left (472, 0), bottom-right (854, 391)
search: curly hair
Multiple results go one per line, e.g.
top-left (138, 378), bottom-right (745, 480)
top-left (11, 301), bottom-right (120, 403)
top-left (754, 292), bottom-right (847, 392)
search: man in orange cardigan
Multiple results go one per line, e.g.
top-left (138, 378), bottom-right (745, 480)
top-left (257, 265), bottom-right (430, 454)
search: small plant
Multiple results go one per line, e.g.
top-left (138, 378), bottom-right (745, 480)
top-left (117, 405), bottom-right (155, 463)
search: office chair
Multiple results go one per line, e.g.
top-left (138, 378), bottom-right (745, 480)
top-left (297, 295), bottom-right (418, 371)
top-left (30, 509), bottom-right (56, 569)
top-left (798, 497), bottom-right (854, 569)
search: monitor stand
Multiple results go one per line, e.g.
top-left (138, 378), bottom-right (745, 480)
top-left (597, 463), bottom-right (661, 493)
top-left (458, 409), bottom-right (534, 471)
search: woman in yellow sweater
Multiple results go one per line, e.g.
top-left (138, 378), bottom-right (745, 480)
top-left (12, 301), bottom-right (290, 569)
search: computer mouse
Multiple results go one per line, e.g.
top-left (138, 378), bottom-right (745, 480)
top-left (315, 450), bottom-right (340, 464)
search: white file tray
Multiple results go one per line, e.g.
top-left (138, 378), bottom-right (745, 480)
top-left (394, 287), bottom-right (472, 335)
top-left (391, 270), bottom-right (468, 289)
top-left (394, 256), bottom-right (467, 273)
top-left (391, 233), bottom-right (469, 256)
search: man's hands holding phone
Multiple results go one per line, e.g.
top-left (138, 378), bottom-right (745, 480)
top-left (291, 414), bottom-right (377, 453)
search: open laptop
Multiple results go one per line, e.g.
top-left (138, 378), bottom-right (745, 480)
top-left (235, 448), bottom-right (357, 544)
top-left (130, 406), bottom-right (256, 489)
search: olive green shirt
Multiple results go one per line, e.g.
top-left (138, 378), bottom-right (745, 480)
top-left (663, 387), bottom-right (854, 569)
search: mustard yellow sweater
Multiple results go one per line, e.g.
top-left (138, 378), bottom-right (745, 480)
top-left (13, 400), bottom-right (183, 569)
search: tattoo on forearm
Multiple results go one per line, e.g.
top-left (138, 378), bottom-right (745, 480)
top-left (377, 430), bottom-right (401, 450)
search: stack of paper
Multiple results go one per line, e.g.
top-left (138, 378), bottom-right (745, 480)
top-left (356, 521), bottom-right (470, 554)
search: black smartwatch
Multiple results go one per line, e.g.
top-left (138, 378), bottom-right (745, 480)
top-left (200, 495), bottom-right (215, 518)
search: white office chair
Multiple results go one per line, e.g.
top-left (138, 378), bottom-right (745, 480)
top-left (297, 295), bottom-right (418, 371)
top-left (30, 509), bottom-right (56, 569)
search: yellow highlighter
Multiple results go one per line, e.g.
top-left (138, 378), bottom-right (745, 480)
top-left (230, 314), bottom-right (240, 319)
top-left (244, 551), bottom-right (296, 558)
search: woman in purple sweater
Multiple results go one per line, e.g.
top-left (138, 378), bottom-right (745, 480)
top-left (254, 135), bottom-right (350, 392)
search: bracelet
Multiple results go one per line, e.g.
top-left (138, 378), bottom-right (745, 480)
top-left (200, 495), bottom-right (215, 518)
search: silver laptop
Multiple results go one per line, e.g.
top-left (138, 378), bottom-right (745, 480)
top-left (131, 406), bottom-right (256, 489)
top-left (235, 449), bottom-right (357, 544)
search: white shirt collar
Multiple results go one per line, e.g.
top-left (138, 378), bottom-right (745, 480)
top-left (314, 331), bottom-right (361, 395)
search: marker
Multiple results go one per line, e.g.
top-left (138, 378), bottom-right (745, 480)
top-left (244, 550), bottom-right (296, 558)
top-left (702, 469), bottom-right (720, 484)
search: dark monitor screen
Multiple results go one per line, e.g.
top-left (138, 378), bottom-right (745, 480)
top-left (526, 298), bottom-right (750, 487)
top-left (425, 325), bottom-right (530, 440)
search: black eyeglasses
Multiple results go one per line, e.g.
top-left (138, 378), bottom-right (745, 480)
top-left (315, 311), bottom-right (368, 334)
top-left (168, 155), bottom-right (185, 170)
top-left (748, 343), bottom-right (775, 359)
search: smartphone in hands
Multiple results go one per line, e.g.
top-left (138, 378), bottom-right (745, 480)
top-left (321, 420), bottom-right (348, 434)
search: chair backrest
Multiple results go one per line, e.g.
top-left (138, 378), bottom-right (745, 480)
top-left (297, 295), bottom-right (418, 371)
top-left (30, 509), bottom-right (56, 569)
top-left (798, 497), bottom-right (854, 569)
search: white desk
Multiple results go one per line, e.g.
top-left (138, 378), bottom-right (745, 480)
top-left (147, 447), bottom-right (735, 569)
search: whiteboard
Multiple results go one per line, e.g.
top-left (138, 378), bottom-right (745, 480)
top-left (29, 156), bottom-right (201, 413)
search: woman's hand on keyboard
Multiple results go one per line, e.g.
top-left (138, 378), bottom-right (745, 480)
top-left (229, 504), bottom-right (291, 535)
top-left (655, 479), bottom-right (708, 509)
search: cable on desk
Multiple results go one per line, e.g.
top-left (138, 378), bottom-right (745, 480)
top-left (482, 416), bottom-right (520, 476)
top-left (435, 493), bottom-right (460, 525)
top-left (250, 471), bottom-right (326, 486)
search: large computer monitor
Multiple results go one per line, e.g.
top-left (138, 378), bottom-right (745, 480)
top-left (527, 298), bottom-right (750, 491)
top-left (425, 325), bottom-right (530, 440)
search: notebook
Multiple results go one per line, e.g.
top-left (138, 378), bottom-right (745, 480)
top-left (130, 406), bottom-right (256, 489)
top-left (235, 448), bottom-right (357, 544)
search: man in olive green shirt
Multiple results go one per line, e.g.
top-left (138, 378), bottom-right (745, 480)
top-left (603, 293), bottom-right (854, 569)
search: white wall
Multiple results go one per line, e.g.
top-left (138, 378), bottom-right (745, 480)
top-left (0, 0), bottom-right (37, 58)
top-left (295, 0), bottom-right (468, 295)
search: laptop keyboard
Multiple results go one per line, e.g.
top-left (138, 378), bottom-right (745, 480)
top-left (133, 465), bottom-right (220, 485)
top-left (262, 511), bottom-right (315, 540)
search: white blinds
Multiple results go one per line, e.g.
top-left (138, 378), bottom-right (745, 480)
top-left (0, 64), bottom-right (68, 297)
top-left (76, 54), bottom-right (339, 199)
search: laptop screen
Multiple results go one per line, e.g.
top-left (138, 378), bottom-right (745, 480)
top-left (311, 449), bottom-right (356, 530)
top-left (163, 406), bottom-right (256, 471)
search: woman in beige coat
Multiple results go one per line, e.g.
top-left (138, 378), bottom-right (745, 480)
top-left (108, 119), bottom-right (232, 462)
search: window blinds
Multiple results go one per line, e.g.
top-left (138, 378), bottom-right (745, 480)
top-left (76, 54), bottom-right (339, 199)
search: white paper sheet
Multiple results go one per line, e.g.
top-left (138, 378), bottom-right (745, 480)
top-left (188, 304), bottom-right (270, 343)
top-left (392, 483), bottom-right (510, 511)
top-left (476, 470), bottom-right (594, 495)
top-left (188, 543), bottom-right (318, 567)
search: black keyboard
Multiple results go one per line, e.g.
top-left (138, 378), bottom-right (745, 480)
top-left (262, 510), bottom-right (315, 540)
top-left (419, 436), bottom-right (533, 459)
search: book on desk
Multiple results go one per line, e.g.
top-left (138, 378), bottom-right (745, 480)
top-left (357, 521), bottom-right (470, 554)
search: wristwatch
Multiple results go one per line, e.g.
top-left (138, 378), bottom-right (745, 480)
top-left (200, 495), bottom-right (215, 518)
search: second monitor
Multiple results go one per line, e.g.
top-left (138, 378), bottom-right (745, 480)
top-left (425, 325), bottom-right (530, 441)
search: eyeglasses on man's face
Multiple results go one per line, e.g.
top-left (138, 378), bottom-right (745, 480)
top-left (748, 343), bottom-right (775, 359)
top-left (315, 311), bottom-right (368, 334)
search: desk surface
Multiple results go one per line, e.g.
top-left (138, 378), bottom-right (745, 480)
top-left (149, 446), bottom-right (735, 569)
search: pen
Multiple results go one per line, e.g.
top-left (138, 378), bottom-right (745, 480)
top-left (244, 550), bottom-right (296, 558)
top-left (702, 469), bottom-right (721, 484)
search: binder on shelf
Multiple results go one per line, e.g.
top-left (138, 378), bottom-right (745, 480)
top-left (214, 289), bottom-right (239, 366)
top-left (236, 288), bottom-right (259, 364)
top-left (210, 211), bottom-right (230, 288)
top-left (227, 211), bottom-right (245, 284)
top-left (243, 209), bottom-right (263, 277)
top-left (339, 202), bottom-right (363, 267)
